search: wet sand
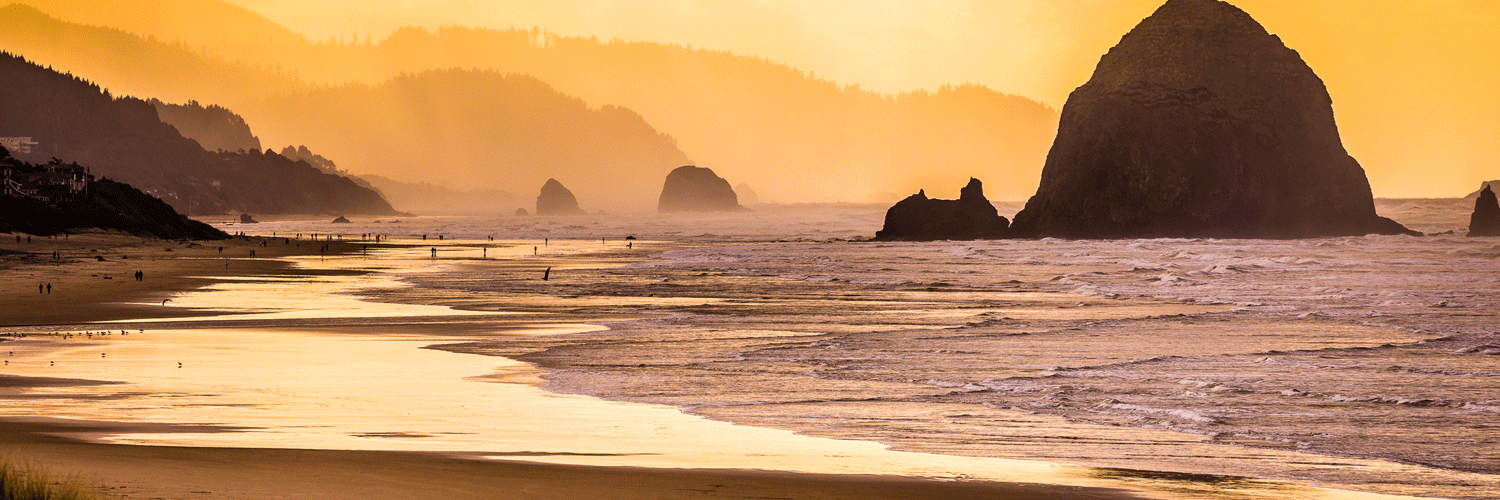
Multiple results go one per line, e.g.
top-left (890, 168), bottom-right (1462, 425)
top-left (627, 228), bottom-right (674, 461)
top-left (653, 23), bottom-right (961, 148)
top-left (0, 419), bottom-right (1137, 500)
top-left (0, 232), bottom-right (1144, 500)
top-left (0, 231), bottom-right (1440, 500)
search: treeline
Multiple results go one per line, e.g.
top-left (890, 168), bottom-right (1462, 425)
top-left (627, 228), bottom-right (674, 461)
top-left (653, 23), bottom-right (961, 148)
top-left (150, 98), bottom-right (261, 152)
top-left (0, 51), bottom-right (395, 215)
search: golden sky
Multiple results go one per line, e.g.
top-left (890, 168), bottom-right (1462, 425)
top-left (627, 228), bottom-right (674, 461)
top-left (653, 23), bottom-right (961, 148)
top-left (219, 0), bottom-right (1500, 198)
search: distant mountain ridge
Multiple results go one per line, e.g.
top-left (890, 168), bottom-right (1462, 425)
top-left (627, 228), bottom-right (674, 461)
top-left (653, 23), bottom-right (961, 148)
top-left (0, 51), bottom-right (395, 215)
top-left (0, 4), bottom-right (697, 212)
top-left (1, 0), bottom-right (1059, 205)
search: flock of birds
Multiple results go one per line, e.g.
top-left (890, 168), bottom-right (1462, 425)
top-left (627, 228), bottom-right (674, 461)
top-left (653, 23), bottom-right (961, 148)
top-left (2, 329), bottom-right (183, 368)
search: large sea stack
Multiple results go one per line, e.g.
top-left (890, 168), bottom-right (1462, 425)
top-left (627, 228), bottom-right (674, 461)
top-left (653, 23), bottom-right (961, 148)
top-left (874, 178), bottom-right (1010, 241)
top-left (1469, 186), bottom-right (1500, 237)
top-left (1010, 0), bottom-right (1413, 239)
top-left (535, 178), bottom-right (587, 216)
top-left (658, 166), bottom-right (742, 212)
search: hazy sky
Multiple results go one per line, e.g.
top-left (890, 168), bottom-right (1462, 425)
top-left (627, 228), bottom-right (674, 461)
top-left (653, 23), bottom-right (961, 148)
top-left (223, 0), bottom-right (1499, 197)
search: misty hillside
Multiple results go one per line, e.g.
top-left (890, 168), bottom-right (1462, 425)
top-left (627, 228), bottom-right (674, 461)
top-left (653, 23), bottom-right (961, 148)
top-left (254, 70), bottom-right (691, 211)
top-left (1, 5), bottom-right (693, 211)
top-left (0, 4), bottom-right (302, 105)
top-left (151, 98), bottom-right (262, 152)
top-left (6, 0), bottom-right (1059, 203)
top-left (0, 51), bottom-right (395, 215)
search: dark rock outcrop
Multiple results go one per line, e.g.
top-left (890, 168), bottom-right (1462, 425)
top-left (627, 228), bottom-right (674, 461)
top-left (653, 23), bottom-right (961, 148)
top-left (239, 214), bottom-right (258, 223)
top-left (658, 166), bottom-right (742, 212)
top-left (535, 178), bottom-right (586, 216)
top-left (874, 178), bottom-right (1010, 241)
top-left (332, 216), bottom-right (350, 223)
top-left (514, 208), bottom-right (530, 216)
top-left (1469, 186), bottom-right (1500, 237)
top-left (1009, 0), bottom-right (1413, 239)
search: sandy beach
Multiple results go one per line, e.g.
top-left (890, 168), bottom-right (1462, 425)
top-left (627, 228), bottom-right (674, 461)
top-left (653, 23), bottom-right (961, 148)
top-left (0, 231), bottom-right (1147, 500)
top-left (0, 226), bottom-right (1473, 500)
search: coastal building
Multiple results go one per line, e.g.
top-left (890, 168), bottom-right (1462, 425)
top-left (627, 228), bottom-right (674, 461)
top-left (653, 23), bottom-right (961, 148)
top-left (0, 137), bottom-right (39, 154)
top-left (1, 160), bottom-right (90, 203)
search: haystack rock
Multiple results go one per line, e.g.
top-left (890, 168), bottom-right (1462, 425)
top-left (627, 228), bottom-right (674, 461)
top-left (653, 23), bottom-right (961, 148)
top-left (239, 214), bottom-right (258, 224)
top-left (658, 166), bottom-right (742, 212)
top-left (514, 208), bottom-right (529, 216)
top-left (874, 178), bottom-right (1010, 241)
top-left (331, 216), bottom-right (351, 223)
top-left (535, 178), bottom-right (587, 216)
top-left (1010, 0), bottom-right (1413, 239)
top-left (1469, 186), bottom-right (1500, 237)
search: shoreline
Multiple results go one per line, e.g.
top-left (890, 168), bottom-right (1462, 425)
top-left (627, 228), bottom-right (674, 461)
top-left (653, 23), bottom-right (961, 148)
top-left (0, 231), bottom-right (1451, 499)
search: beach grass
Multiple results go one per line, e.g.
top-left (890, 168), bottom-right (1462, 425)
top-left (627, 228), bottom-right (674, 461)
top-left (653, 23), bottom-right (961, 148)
top-left (0, 459), bottom-right (97, 500)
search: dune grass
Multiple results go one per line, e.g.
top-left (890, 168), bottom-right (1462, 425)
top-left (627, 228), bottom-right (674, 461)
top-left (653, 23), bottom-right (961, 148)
top-left (0, 459), bottom-right (97, 500)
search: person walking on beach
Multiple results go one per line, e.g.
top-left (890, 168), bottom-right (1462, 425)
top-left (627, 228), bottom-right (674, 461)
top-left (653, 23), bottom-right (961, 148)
top-left (431, 247), bottom-right (437, 258)
top-left (46, 283), bottom-right (51, 294)
top-left (38, 283), bottom-right (43, 294)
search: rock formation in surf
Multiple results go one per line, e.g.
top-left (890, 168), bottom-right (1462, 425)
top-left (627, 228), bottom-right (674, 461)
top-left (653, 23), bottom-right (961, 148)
top-left (658, 166), bottom-right (742, 212)
top-left (1469, 186), bottom-right (1500, 237)
top-left (535, 178), bottom-right (587, 216)
top-left (239, 214), bottom-right (258, 224)
top-left (1009, 0), bottom-right (1414, 238)
top-left (332, 216), bottom-right (351, 223)
top-left (874, 178), bottom-right (1010, 241)
top-left (514, 208), bottom-right (529, 216)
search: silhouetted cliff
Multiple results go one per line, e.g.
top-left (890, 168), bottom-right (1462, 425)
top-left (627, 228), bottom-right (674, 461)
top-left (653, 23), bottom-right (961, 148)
top-left (1010, 0), bottom-right (1412, 238)
top-left (0, 51), bottom-right (395, 215)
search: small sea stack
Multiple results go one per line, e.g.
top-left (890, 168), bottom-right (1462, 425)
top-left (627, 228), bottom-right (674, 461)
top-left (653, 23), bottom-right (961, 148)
top-left (658, 166), bottom-right (742, 212)
top-left (331, 216), bottom-right (351, 224)
top-left (1469, 186), bottom-right (1500, 237)
top-left (874, 178), bottom-right (1010, 241)
top-left (514, 208), bottom-right (530, 216)
top-left (535, 178), bottom-right (587, 216)
top-left (1008, 0), bottom-right (1413, 239)
top-left (239, 213), bottom-right (258, 224)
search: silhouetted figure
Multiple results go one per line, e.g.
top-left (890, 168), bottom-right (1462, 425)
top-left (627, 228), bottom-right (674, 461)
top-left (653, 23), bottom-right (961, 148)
top-left (533, 246), bottom-right (538, 255)
top-left (544, 238), bottom-right (548, 246)
top-left (423, 234), bottom-right (427, 240)
top-left (543, 267), bottom-right (551, 281)
top-left (38, 283), bottom-right (43, 294)
top-left (431, 247), bottom-right (437, 258)
top-left (46, 283), bottom-right (50, 294)
top-left (628, 242), bottom-right (632, 249)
